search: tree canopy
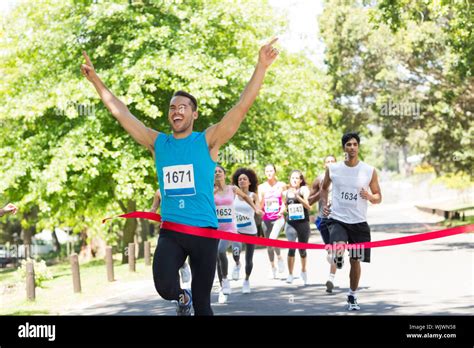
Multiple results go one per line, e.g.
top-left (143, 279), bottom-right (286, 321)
top-left (0, 0), bottom-right (341, 254)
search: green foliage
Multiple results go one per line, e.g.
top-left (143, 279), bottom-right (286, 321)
top-left (0, 1), bottom-right (341, 245)
top-left (374, 0), bottom-right (473, 79)
top-left (319, 0), bottom-right (473, 175)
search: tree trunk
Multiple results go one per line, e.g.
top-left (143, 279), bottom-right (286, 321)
top-left (79, 227), bottom-right (92, 262)
top-left (51, 228), bottom-right (61, 253)
top-left (22, 227), bottom-right (34, 258)
top-left (119, 200), bottom-right (137, 264)
top-left (138, 218), bottom-right (149, 259)
top-left (401, 144), bottom-right (409, 176)
top-left (21, 207), bottom-right (38, 259)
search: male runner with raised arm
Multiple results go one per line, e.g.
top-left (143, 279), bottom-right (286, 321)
top-left (81, 39), bottom-right (279, 315)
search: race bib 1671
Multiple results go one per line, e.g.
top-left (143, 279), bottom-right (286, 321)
top-left (162, 164), bottom-right (196, 197)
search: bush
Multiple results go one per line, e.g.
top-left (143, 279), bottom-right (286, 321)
top-left (413, 163), bottom-right (435, 174)
top-left (432, 172), bottom-right (474, 190)
top-left (15, 259), bottom-right (53, 288)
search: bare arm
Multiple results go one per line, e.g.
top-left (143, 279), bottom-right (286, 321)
top-left (258, 184), bottom-right (265, 209)
top-left (295, 187), bottom-right (312, 211)
top-left (308, 178), bottom-right (321, 206)
top-left (279, 190), bottom-right (288, 216)
top-left (320, 168), bottom-right (332, 217)
top-left (234, 187), bottom-right (260, 213)
top-left (81, 51), bottom-right (158, 152)
top-left (205, 39), bottom-right (279, 161)
top-left (360, 170), bottom-right (382, 204)
top-left (253, 191), bottom-right (262, 213)
top-left (149, 190), bottom-right (162, 213)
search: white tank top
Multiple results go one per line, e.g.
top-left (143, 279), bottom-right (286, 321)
top-left (234, 192), bottom-right (257, 235)
top-left (329, 161), bottom-right (374, 224)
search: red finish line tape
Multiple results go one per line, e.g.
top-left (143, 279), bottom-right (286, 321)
top-left (102, 211), bottom-right (473, 250)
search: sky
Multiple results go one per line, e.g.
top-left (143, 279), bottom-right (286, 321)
top-left (0, 0), bottom-right (326, 67)
top-left (268, 0), bottom-right (325, 67)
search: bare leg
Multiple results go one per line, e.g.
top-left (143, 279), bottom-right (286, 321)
top-left (287, 255), bottom-right (295, 275)
top-left (349, 258), bottom-right (361, 291)
top-left (301, 255), bottom-right (307, 273)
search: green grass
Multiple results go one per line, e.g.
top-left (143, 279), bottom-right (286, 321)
top-left (8, 310), bottom-right (50, 315)
top-left (0, 268), bottom-right (17, 283)
top-left (0, 249), bottom-right (155, 315)
top-left (441, 215), bottom-right (474, 228)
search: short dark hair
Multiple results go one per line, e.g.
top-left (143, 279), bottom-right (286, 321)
top-left (232, 168), bottom-right (259, 193)
top-left (172, 90), bottom-right (198, 111)
top-left (341, 132), bottom-right (360, 147)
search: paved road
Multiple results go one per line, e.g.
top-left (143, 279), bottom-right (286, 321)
top-left (65, 205), bottom-right (473, 316)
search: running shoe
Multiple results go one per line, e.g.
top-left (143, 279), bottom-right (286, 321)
top-left (278, 258), bottom-right (285, 273)
top-left (334, 254), bottom-right (344, 269)
top-left (232, 264), bottom-right (241, 281)
top-left (175, 289), bottom-right (192, 316)
top-left (325, 280), bottom-right (334, 293)
top-left (347, 295), bottom-right (360, 311)
top-left (269, 267), bottom-right (278, 279)
top-left (222, 278), bottom-right (232, 295)
top-left (242, 280), bottom-right (251, 294)
top-left (180, 263), bottom-right (191, 283)
top-left (218, 291), bottom-right (227, 304)
top-left (300, 272), bottom-right (308, 285)
top-left (286, 274), bottom-right (294, 284)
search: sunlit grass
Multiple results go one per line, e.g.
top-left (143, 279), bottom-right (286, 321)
top-left (0, 251), bottom-right (155, 315)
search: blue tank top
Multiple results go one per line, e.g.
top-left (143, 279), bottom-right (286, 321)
top-left (154, 131), bottom-right (218, 228)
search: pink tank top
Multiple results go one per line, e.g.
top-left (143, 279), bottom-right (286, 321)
top-left (262, 182), bottom-right (284, 221)
top-left (214, 185), bottom-right (236, 233)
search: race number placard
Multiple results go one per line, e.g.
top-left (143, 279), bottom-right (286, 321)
top-left (162, 164), bottom-right (196, 196)
top-left (288, 203), bottom-right (304, 220)
top-left (216, 206), bottom-right (233, 223)
top-left (338, 185), bottom-right (358, 208)
top-left (236, 213), bottom-right (252, 228)
top-left (264, 199), bottom-right (280, 213)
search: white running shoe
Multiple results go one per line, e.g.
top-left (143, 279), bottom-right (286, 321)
top-left (286, 274), bottom-right (294, 284)
top-left (278, 258), bottom-right (285, 273)
top-left (232, 264), bottom-right (241, 281)
top-left (347, 295), bottom-right (360, 311)
top-left (218, 291), bottom-right (227, 304)
top-left (179, 263), bottom-right (191, 283)
top-left (222, 278), bottom-right (232, 295)
top-left (242, 280), bottom-right (251, 294)
top-left (300, 272), bottom-right (308, 285)
top-left (269, 267), bottom-right (278, 279)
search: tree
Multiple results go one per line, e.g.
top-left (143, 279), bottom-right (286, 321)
top-left (1, 0), bottom-right (341, 260)
top-left (319, 0), bottom-right (473, 174)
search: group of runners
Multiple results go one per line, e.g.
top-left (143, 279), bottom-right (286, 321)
top-left (80, 38), bottom-right (382, 315)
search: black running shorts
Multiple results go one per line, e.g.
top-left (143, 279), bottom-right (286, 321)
top-left (327, 218), bottom-right (371, 263)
